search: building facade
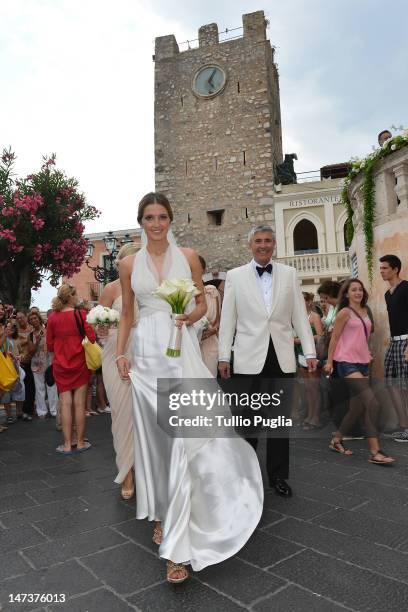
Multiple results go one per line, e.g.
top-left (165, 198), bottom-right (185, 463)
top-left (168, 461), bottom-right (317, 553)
top-left (154, 10), bottom-right (283, 270)
top-left (67, 229), bottom-right (141, 303)
top-left (348, 145), bottom-right (408, 375)
top-left (274, 178), bottom-right (351, 293)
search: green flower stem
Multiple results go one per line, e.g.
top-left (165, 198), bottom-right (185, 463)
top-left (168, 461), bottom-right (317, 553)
top-left (361, 163), bottom-right (375, 283)
top-left (166, 348), bottom-right (181, 357)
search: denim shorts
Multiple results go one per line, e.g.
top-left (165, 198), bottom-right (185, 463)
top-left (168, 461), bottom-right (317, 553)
top-left (336, 361), bottom-right (369, 378)
top-left (0, 383), bottom-right (25, 403)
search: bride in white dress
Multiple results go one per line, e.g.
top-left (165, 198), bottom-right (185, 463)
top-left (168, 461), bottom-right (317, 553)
top-left (116, 192), bottom-right (263, 583)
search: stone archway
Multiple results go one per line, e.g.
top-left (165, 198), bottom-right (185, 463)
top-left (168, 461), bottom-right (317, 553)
top-left (293, 219), bottom-right (318, 254)
top-left (286, 211), bottom-right (325, 256)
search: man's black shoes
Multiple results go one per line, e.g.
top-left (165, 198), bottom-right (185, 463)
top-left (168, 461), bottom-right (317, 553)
top-left (269, 477), bottom-right (292, 497)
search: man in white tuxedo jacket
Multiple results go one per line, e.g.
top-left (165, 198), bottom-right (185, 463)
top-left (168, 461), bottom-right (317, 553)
top-left (218, 225), bottom-right (318, 497)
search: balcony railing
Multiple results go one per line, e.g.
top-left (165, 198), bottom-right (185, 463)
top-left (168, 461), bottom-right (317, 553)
top-left (276, 252), bottom-right (350, 278)
top-left (296, 170), bottom-right (321, 183)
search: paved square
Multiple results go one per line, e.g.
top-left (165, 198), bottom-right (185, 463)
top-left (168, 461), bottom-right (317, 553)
top-left (0, 415), bottom-right (407, 611)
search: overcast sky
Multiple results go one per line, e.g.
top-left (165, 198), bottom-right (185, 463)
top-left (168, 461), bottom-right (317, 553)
top-left (1, 0), bottom-right (406, 307)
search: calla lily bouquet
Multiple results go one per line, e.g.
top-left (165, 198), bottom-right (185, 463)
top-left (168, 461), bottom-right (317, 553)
top-left (86, 305), bottom-right (120, 327)
top-left (153, 278), bottom-right (200, 357)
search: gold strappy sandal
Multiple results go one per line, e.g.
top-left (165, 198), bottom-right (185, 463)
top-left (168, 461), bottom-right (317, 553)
top-left (152, 522), bottom-right (163, 545)
top-left (167, 560), bottom-right (189, 584)
top-left (329, 437), bottom-right (353, 456)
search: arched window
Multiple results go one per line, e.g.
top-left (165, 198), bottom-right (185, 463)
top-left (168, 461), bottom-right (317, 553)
top-left (293, 219), bottom-right (318, 255)
top-left (343, 220), bottom-right (351, 251)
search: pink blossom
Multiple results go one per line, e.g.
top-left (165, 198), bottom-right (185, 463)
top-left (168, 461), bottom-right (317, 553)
top-left (52, 237), bottom-right (87, 273)
top-left (59, 187), bottom-right (75, 199)
top-left (30, 215), bottom-right (45, 230)
top-left (14, 192), bottom-right (44, 213)
top-left (0, 229), bottom-right (17, 242)
top-left (41, 155), bottom-right (56, 171)
top-left (33, 245), bottom-right (43, 261)
top-left (74, 221), bottom-right (85, 233)
top-left (1, 150), bottom-right (15, 164)
top-left (1, 207), bottom-right (15, 217)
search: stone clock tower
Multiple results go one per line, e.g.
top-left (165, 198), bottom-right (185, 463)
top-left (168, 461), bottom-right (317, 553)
top-left (154, 10), bottom-right (283, 270)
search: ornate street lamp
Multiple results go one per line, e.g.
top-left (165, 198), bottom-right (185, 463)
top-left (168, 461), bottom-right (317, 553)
top-left (104, 231), bottom-right (117, 255)
top-left (85, 232), bottom-right (133, 284)
top-left (85, 241), bottom-right (94, 260)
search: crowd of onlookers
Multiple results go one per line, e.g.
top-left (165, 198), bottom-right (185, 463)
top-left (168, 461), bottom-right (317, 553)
top-left (0, 305), bottom-right (53, 429)
top-left (294, 254), bottom-right (408, 448)
top-left (1, 254), bottom-right (407, 457)
top-left (0, 301), bottom-right (110, 435)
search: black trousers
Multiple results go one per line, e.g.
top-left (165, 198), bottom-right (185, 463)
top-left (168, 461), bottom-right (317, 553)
top-left (236, 339), bottom-right (293, 483)
top-left (21, 362), bottom-right (35, 415)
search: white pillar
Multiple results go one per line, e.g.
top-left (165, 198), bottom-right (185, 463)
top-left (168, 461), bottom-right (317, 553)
top-left (393, 162), bottom-right (408, 210)
top-left (324, 202), bottom-right (336, 252)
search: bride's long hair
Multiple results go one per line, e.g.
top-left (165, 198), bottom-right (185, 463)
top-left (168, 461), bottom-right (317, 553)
top-left (137, 192), bottom-right (174, 224)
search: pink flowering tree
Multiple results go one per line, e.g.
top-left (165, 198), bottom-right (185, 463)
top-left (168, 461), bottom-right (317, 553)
top-left (0, 148), bottom-right (100, 309)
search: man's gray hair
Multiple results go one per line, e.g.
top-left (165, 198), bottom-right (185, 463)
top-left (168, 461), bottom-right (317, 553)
top-left (248, 225), bottom-right (275, 243)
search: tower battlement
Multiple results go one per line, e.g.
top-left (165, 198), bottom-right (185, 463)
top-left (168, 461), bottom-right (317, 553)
top-left (155, 10), bottom-right (268, 58)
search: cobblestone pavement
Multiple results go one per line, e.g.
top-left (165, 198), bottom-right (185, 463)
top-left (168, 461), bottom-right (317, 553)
top-left (1, 415), bottom-right (408, 611)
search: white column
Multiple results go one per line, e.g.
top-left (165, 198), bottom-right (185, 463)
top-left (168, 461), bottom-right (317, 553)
top-left (324, 202), bottom-right (336, 252)
top-left (393, 162), bottom-right (408, 210)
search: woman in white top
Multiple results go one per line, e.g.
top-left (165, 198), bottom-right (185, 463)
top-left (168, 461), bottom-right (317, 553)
top-left (28, 311), bottom-right (58, 418)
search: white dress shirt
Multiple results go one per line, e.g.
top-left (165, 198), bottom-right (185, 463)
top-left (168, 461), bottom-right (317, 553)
top-left (251, 258), bottom-right (273, 315)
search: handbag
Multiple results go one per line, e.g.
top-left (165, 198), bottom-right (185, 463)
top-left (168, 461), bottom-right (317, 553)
top-left (44, 364), bottom-right (55, 387)
top-left (316, 329), bottom-right (330, 361)
top-left (74, 308), bottom-right (102, 371)
top-left (0, 351), bottom-right (19, 393)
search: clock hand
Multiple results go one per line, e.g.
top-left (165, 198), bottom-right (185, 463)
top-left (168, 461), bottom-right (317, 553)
top-left (208, 69), bottom-right (217, 86)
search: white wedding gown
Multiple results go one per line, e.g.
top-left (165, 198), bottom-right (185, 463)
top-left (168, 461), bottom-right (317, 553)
top-left (129, 243), bottom-right (263, 571)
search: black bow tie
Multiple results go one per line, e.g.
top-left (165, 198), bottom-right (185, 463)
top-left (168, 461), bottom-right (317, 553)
top-left (256, 263), bottom-right (272, 276)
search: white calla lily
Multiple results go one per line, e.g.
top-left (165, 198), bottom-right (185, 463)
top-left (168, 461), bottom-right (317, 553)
top-left (153, 278), bottom-right (202, 356)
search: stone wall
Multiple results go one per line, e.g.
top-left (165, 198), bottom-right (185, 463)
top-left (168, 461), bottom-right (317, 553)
top-left (154, 11), bottom-right (283, 271)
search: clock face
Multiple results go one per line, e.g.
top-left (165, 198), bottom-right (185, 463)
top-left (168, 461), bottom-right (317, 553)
top-left (193, 66), bottom-right (226, 98)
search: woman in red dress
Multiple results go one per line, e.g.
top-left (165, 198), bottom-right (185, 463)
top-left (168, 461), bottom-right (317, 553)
top-left (46, 283), bottom-right (96, 455)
